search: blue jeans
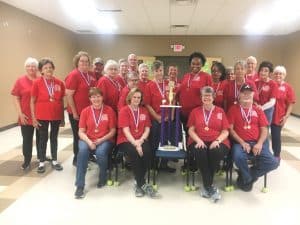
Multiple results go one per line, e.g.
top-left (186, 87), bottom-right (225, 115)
top-left (75, 140), bottom-right (113, 188)
top-left (232, 141), bottom-right (279, 184)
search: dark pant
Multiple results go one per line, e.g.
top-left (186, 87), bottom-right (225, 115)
top-left (189, 142), bottom-right (228, 188)
top-left (118, 141), bottom-right (151, 187)
top-left (38, 120), bottom-right (61, 162)
top-left (271, 124), bottom-right (282, 157)
top-left (69, 113), bottom-right (79, 160)
top-left (20, 125), bottom-right (40, 163)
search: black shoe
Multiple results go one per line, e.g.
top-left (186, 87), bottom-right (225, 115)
top-left (75, 187), bottom-right (84, 199)
top-left (21, 161), bottom-right (30, 170)
top-left (37, 165), bottom-right (45, 173)
top-left (52, 163), bottom-right (63, 171)
top-left (72, 157), bottom-right (77, 167)
top-left (89, 154), bottom-right (97, 163)
top-left (159, 165), bottom-right (176, 173)
top-left (97, 181), bottom-right (106, 188)
top-left (236, 175), bottom-right (253, 192)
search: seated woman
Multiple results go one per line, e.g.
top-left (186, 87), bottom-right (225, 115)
top-left (117, 88), bottom-right (157, 198)
top-left (75, 87), bottom-right (116, 199)
top-left (188, 86), bottom-right (230, 202)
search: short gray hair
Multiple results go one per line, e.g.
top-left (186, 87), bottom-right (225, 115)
top-left (234, 60), bottom-right (247, 70)
top-left (200, 86), bottom-right (215, 96)
top-left (104, 60), bottom-right (119, 74)
top-left (24, 57), bottom-right (38, 68)
top-left (274, 65), bottom-right (287, 75)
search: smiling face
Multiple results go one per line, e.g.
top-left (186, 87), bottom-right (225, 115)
top-left (259, 67), bottom-right (271, 82)
top-left (273, 71), bottom-right (286, 83)
top-left (190, 57), bottom-right (202, 74)
top-left (247, 58), bottom-right (257, 74)
top-left (130, 91), bottom-right (142, 107)
top-left (154, 66), bottom-right (164, 81)
top-left (78, 55), bottom-right (90, 72)
top-left (89, 94), bottom-right (103, 108)
top-left (139, 66), bottom-right (149, 80)
top-left (234, 63), bottom-right (246, 80)
top-left (211, 65), bottom-right (221, 82)
top-left (26, 63), bottom-right (38, 77)
top-left (239, 90), bottom-right (254, 105)
top-left (201, 92), bottom-right (214, 106)
top-left (41, 63), bottom-right (54, 78)
top-left (168, 66), bottom-right (178, 80)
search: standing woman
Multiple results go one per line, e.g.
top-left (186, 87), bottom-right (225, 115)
top-left (97, 60), bottom-right (121, 113)
top-left (210, 62), bottom-right (227, 109)
top-left (137, 63), bottom-right (150, 96)
top-left (271, 66), bottom-right (296, 159)
top-left (188, 86), bottom-right (230, 202)
top-left (225, 67), bottom-right (235, 81)
top-left (31, 58), bottom-right (65, 173)
top-left (65, 51), bottom-right (97, 166)
top-left (178, 52), bottom-right (212, 126)
top-left (75, 87), bottom-right (116, 199)
top-left (224, 60), bottom-right (258, 112)
top-left (117, 88), bottom-right (157, 197)
top-left (11, 57), bottom-right (40, 169)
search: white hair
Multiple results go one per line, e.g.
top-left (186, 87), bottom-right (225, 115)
top-left (24, 57), bottom-right (38, 68)
top-left (246, 56), bottom-right (257, 64)
top-left (274, 65), bottom-right (287, 75)
top-left (138, 63), bottom-right (149, 71)
top-left (234, 60), bottom-right (247, 69)
top-left (104, 60), bottom-right (119, 73)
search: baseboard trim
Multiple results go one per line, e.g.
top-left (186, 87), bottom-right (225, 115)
top-left (0, 123), bottom-right (18, 132)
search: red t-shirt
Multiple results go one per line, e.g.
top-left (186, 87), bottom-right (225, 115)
top-left (212, 80), bottom-right (228, 109)
top-left (255, 79), bottom-right (278, 105)
top-left (272, 82), bottom-right (296, 125)
top-left (118, 86), bottom-right (130, 112)
top-left (11, 75), bottom-right (38, 125)
top-left (116, 75), bottom-right (127, 89)
top-left (138, 79), bottom-right (150, 95)
top-left (178, 72), bottom-right (212, 117)
top-left (31, 76), bottom-right (65, 120)
top-left (97, 76), bottom-right (121, 112)
top-left (65, 69), bottom-right (97, 115)
top-left (187, 106), bottom-right (230, 148)
top-left (224, 80), bottom-right (259, 111)
top-left (79, 105), bottom-right (116, 142)
top-left (117, 105), bottom-right (151, 145)
top-left (227, 104), bottom-right (268, 141)
top-left (144, 80), bottom-right (170, 117)
top-left (246, 72), bottom-right (259, 82)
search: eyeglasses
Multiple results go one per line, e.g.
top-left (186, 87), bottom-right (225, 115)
top-left (130, 79), bottom-right (139, 82)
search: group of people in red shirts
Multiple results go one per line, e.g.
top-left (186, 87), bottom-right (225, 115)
top-left (11, 51), bottom-right (295, 201)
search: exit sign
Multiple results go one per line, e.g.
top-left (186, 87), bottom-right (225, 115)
top-left (171, 44), bottom-right (185, 52)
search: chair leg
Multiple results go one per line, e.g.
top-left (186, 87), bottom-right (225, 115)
top-left (261, 174), bottom-right (268, 193)
top-left (184, 151), bottom-right (191, 192)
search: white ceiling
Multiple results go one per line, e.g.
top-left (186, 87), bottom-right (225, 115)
top-left (3, 0), bottom-right (300, 35)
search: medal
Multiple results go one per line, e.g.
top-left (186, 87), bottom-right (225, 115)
top-left (155, 80), bottom-right (166, 103)
top-left (43, 77), bottom-right (54, 102)
top-left (129, 106), bottom-right (140, 133)
top-left (106, 76), bottom-right (121, 92)
top-left (234, 80), bottom-right (245, 104)
top-left (203, 106), bottom-right (214, 132)
top-left (91, 105), bottom-right (104, 133)
top-left (79, 70), bottom-right (91, 87)
top-left (240, 105), bottom-right (252, 130)
top-left (234, 101), bottom-right (237, 104)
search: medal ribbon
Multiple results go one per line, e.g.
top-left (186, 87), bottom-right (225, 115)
top-left (79, 71), bottom-right (91, 87)
top-left (129, 106), bottom-right (140, 131)
top-left (240, 105), bottom-right (252, 125)
top-left (202, 106), bottom-right (214, 128)
top-left (43, 77), bottom-right (54, 98)
top-left (155, 80), bottom-right (165, 98)
top-left (91, 106), bottom-right (104, 129)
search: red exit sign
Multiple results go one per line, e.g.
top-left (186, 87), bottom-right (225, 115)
top-left (171, 44), bottom-right (185, 52)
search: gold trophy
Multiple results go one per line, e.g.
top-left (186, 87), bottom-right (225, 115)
top-left (168, 80), bottom-right (175, 105)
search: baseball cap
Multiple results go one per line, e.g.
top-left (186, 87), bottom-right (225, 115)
top-left (240, 84), bottom-right (253, 92)
top-left (93, 57), bottom-right (104, 65)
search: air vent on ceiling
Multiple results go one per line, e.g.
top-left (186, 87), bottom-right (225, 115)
top-left (171, 0), bottom-right (197, 6)
top-left (76, 30), bottom-right (93, 33)
top-left (97, 9), bottom-right (122, 13)
top-left (171, 25), bottom-right (189, 29)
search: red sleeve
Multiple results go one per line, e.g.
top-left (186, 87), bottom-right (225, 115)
top-left (65, 72), bottom-right (79, 90)
top-left (226, 106), bottom-right (235, 125)
top-left (270, 81), bottom-right (278, 99)
top-left (118, 88), bottom-right (128, 111)
top-left (287, 85), bottom-right (296, 104)
top-left (118, 107), bottom-right (130, 128)
top-left (187, 109), bottom-right (196, 127)
top-left (79, 108), bottom-right (88, 129)
top-left (257, 108), bottom-right (269, 127)
top-left (11, 79), bottom-right (21, 96)
top-left (97, 78), bottom-right (108, 102)
top-left (221, 109), bottom-right (230, 130)
top-left (31, 80), bottom-right (39, 97)
top-left (108, 106), bottom-right (117, 129)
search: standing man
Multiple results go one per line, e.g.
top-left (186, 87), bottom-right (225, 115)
top-left (227, 84), bottom-right (279, 192)
top-left (128, 53), bottom-right (138, 73)
top-left (92, 57), bottom-right (104, 81)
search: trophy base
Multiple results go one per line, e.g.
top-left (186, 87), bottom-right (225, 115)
top-left (158, 145), bottom-right (180, 151)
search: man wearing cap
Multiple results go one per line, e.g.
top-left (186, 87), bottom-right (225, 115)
top-left (227, 84), bottom-right (279, 192)
top-left (93, 57), bottom-right (104, 81)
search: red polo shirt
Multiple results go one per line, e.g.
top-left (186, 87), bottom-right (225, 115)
top-left (212, 80), bottom-right (228, 109)
top-left (65, 69), bottom-right (97, 115)
top-left (138, 79), bottom-right (150, 95)
top-left (255, 79), bottom-right (278, 105)
top-left (11, 75), bottom-right (38, 125)
top-left (116, 75), bottom-right (127, 89)
top-left (187, 106), bottom-right (230, 148)
top-left (178, 72), bottom-right (212, 117)
top-left (31, 76), bottom-right (65, 120)
top-left (79, 105), bottom-right (116, 142)
top-left (97, 76), bottom-right (121, 112)
top-left (117, 106), bottom-right (151, 145)
top-left (227, 104), bottom-right (268, 141)
top-left (272, 82), bottom-right (296, 125)
top-left (118, 86), bottom-right (130, 111)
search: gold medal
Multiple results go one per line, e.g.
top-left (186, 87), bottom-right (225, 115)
top-left (204, 126), bottom-right (209, 131)
top-left (95, 128), bottom-right (99, 133)
top-left (50, 97), bottom-right (54, 102)
top-left (234, 101), bottom-right (237, 104)
top-left (247, 125), bottom-right (251, 129)
top-left (135, 128), bottom-right (138, 133)
top-left (244, 125), bottom-right (248, 130)
top-left (162, 99), bottom-right (167, 104)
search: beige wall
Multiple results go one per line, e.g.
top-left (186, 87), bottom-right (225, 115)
top-left (282, 30), bottom-right (300, 115)
top-left (1, 2), bottom-right (299, 128)
top-left (0, 2), bottom-right (77, 127)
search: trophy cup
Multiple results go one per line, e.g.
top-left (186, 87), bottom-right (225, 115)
top-left (159, 80), bottom-right (182, 151)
